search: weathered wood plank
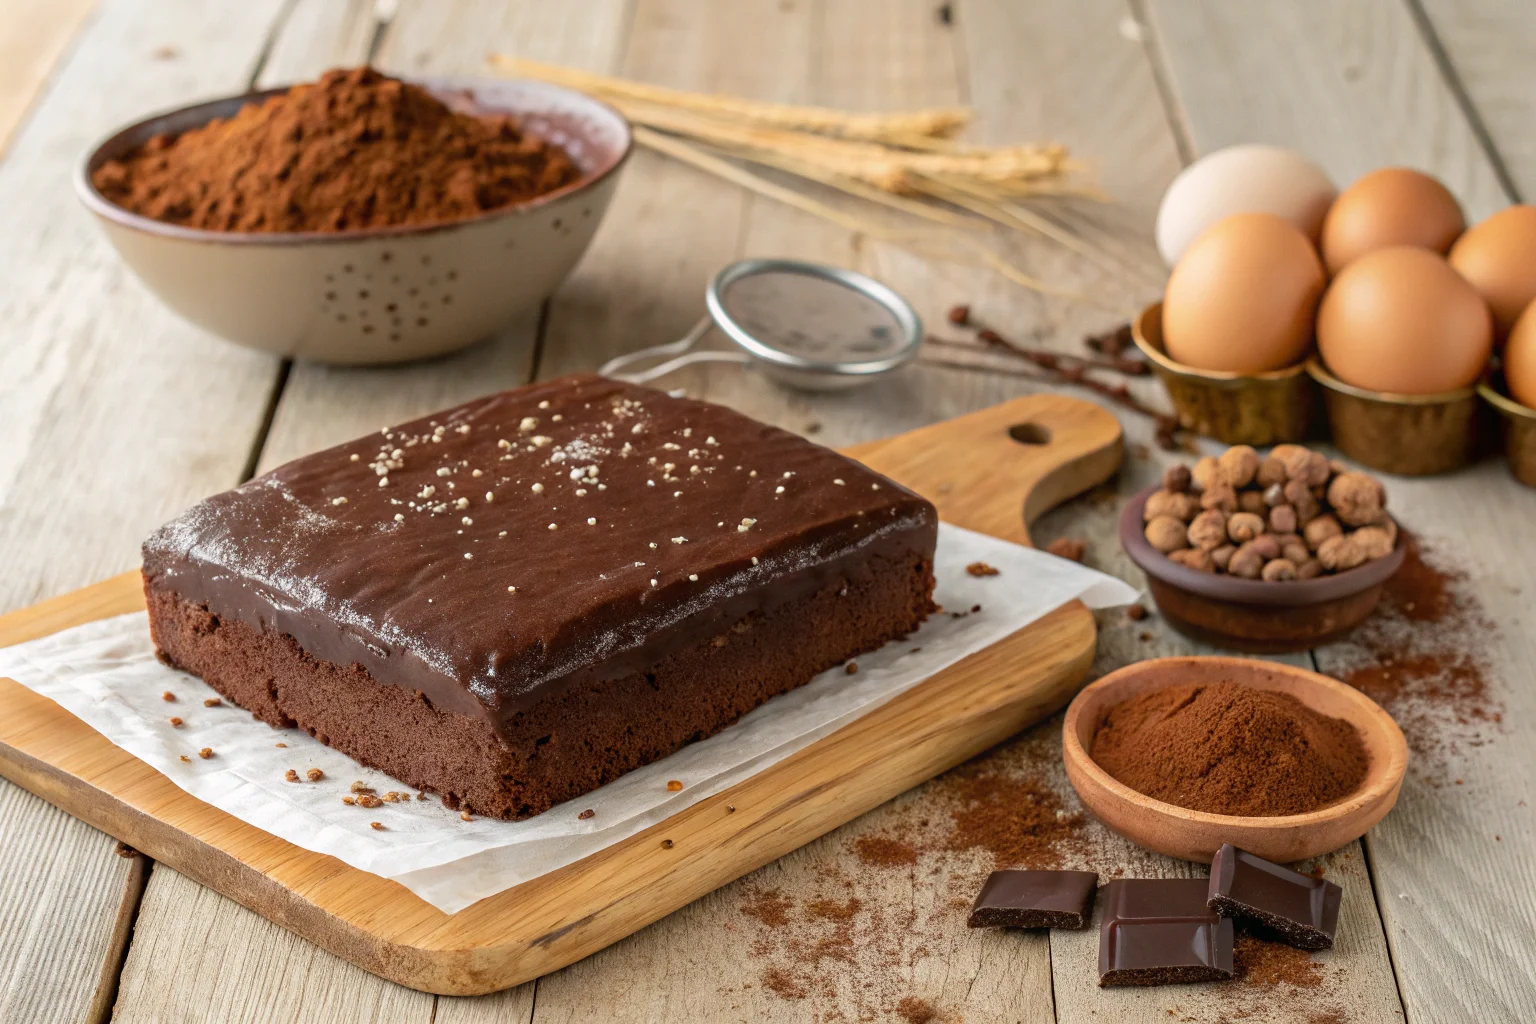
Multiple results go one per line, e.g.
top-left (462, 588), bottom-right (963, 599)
top-left (1412, 0), bottom-right (1536, 200)
top-left (1146, 1), bottom-right (1536, 1019)
top-left (0, 0), bottom-right (95, 158)
top-left (0, 0), bottom-right (297, 1019)
top-left (0, 782), bottom-right (146, 1024)
top-left (113, 869), bottom-right (433, 1023)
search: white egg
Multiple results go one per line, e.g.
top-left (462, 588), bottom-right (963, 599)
top-left (1156, 144), bottom-right (1337, 265)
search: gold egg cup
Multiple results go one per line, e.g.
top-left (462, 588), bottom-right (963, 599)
top-left (1133, 303), bottom-right (1317, 446)
top-left (1306, 360), bottom-right (1488, 476)
top-left (1478, 375), bottom-right (1536, 488)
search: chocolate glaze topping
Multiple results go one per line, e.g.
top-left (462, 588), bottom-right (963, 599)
top-left (143, 375), bottom-right (937, 737)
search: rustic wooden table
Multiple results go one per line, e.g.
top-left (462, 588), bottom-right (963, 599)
top-left (2, 1), bottom-right (1533, 1021)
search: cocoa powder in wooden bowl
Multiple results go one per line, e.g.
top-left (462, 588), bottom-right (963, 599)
top-left (1062, 656), bottom-right (1407, 863)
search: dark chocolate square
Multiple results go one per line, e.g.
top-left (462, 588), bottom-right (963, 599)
top-left (1099, 878), bottom-right (1234, 987)
top-left (1207, 844), bottom-right (1342, 951)
top-left (967, 870), bottom-right (1098, 929)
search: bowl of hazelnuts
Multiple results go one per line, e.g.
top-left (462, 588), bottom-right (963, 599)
top-left (1118, 444), bottom-right (1405, 653)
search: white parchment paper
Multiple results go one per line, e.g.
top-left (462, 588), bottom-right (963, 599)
top-left (0, 524), bottom-right (1135, 913)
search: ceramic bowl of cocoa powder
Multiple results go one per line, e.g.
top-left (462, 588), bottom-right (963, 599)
top-left (76, 68), bottom-right (632, 364)
top-left (1062, 656), bottom-right (1407, 863)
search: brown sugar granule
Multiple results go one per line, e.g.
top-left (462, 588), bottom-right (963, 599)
top-left (854, 834), bottom-right (918, 867)
top-left (92, 67), bottom-right (580, 233)
top-left (666, 779), bottom-right (683, 792)
top-left (168, 717), bottom-right (183, 727)
top-left (306, 768), bottom-right (324, 782)
top-left (741, 886), bottom-right (793, 928)
top-left (370, 821), bottom-right (385, 831)
top-left (161, 691), bottom-right (175, 702)
top-left (577, 808), bottom-right (594, 820)
top-left (1089, 682), bottom-right (1369, 817)
top-left (203, 698), bottom-right (223, 707)
top-left (1046, 536), bottom-right (1086, 562)
top-left (896, 996), bottom-right (939, 1024)
top-left (965, 561), bottom-right (1000, 577)
top-left (284, 769), bottom-right (299, 783)
top-left (197, 747), bottom-right (213, 759)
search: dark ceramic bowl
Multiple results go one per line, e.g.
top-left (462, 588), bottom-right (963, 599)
top-left (1119, 486), bottom-right (1405, 653)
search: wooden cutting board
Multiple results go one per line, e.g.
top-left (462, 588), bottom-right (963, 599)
top-left (0, 393), bottom-right (1122, 995)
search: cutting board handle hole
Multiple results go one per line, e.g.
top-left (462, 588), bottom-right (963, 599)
top-left (1008, 422), bottom-right (1052, 446)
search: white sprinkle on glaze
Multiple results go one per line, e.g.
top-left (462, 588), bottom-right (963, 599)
top-left (548, 523), bottom-right (558, 531)
top-left (752, 557), bottom-right (759, 565)
top-left (464, 552), bottom-right (473, 559)
top-left (531, 483), bottom-right (544, 494)
top-left (331, 497), bottom-right (348, 506)
top-left (775, 486), bottom-right (785, 494)
top-left (436, 467), bottom-right (452, 477)
top-left (498, 439), bottom-right (511, 450)
top-left (872, 483), bottom-right (881, 490)
top-left (833, 478), bottom-right (845, 486)
top-left (738, 518), bottom-right (757, 532)
top-left (673, 491), bottom-right (683, 498)
top-left (378, 477), bottom-right (389, 487)
top-left (587, 517), bottom-right (597, 525)
top-left (455, 497), bottom-right (469, 510)
top-left (650, 579), bottom-right (657, 587)
top-left (350, 453), bottom-right (360, 461)
top-left (649, 542), bottom-right (658, 549)
top-left (671, 536), bottom-right (687, 544)
top-left (688, 574), bottom-right (698, 581)
top-left (519, 416), bottom-right (539, 431)
top-left (575, 488), bottom-right (587, 496)
top-left (394, 513), bottom-right (405, 522)
top-left (418, 485), bottom-right (436, 499)
top-left (538, 400), bottom-right (551, 409)
top-left (462, 517), bottom-right (473, 525)
top-left (507, 585), bottom-right (516, 593)
top-left (531, 436), bottom-right (552, 447)
top-left (485, 491), bottom-right (494, 502)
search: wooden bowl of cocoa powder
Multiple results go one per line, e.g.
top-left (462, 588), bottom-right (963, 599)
top-left (1062, 656), bottom-right (1407, 863)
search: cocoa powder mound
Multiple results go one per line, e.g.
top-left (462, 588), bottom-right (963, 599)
top-left (92, 67), bottom-right (580, 232)
top-left (1090, 682), bottom-right (1369, 816)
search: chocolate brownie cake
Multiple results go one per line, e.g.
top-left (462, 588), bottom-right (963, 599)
top-left (143, 375), bottom-right (937, 819)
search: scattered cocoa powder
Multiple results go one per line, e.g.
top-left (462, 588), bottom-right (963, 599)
top-left (1090, 682), bottom-right (1369, 816)
top-left (944, 767), bottom-right (1087, 868)
top-left (740, 886), bottom-right (793, 928)
top-left (895, 995), bottom-right (939, 1023)
top-left (1331, 534), bottom-right (1504, 778)
top-left (761, 967), bottom-right (807, 1000)
top-left (855, 834), bottom-right (918, 867)
top-left (93, 67), bottom-right (580, 233)
top-left (1232, 933), bottom-right (1323, 988)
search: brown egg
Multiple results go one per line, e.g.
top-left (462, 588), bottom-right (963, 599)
top-left (1317, 246), bottom-right (1492, 394)
top-left (1162, 213), bottom-right (1325, 374)
top-left (1504, 300), bottom-right (1536, 409)
top-left (1320, 167), bottom-right (1465, 274)
top-left (1448, 204), bottom-right (1536, 340)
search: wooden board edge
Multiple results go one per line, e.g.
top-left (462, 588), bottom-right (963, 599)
top-left (0, 602), bottom-right (1097, 994)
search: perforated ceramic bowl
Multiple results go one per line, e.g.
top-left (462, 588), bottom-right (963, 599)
top-left (77, 77), bottom-right (631, 365)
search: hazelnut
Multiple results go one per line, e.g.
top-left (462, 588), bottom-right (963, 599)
top-left (1328, 471), bottom-right (1386, 526)
top-left (1296, 558), bottom-right (1324, 580)
top-left (1226, 511), bottom-right (1265, 543)
top-left (1280, 535), bottom-right (1310, 565)
top-left (1304, 514), bottom-right (1344, 552)
top-left (1262, 558), bottom-right (1298, 581)
top-left (1284, 479), bottom-right (1320, 525)
top-left (1350, 525), bottom-right (1395, 561)
top-left (1168, 548), bottom-right (1215, 573)
top-left (1249, 534), bottom-right (1282, 560)
top-left (1191, 456), bottom-right (1223, 493)
top-left (1211, 544), bottom-right (1237, 571)
top-left (1200, 481), bottom-right (1238, 514)
top-left (1256, 456), bottom-right (1288, 489)
top-left (1238, 490), bottom-right (1268, 514)
top-left (1145, 489), bottom-right (1199, 522)
top-left (1262, 482), bottom-right (1286, 508)
top-left (1228, 544), bottom-right (1264, 579)
top-left (1162, 464), bottom-right (1192, 493)
top-left (1369, 513), bottom-right (1399, 546)
top-left (1218, 445), bottom-right (1260, 488)
top-left (1187, 509), bottom-right (1229, 550)
top-left (1271, 444), bottom-right (1313, 483)
top-left (1268, 504), bottom-right (1298, 535)
top-left (1145, 515), bottom-right (1189, 553)
top-left (1317, 534), bottom-right (1367, 572)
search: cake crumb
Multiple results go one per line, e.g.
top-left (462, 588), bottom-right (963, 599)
top-left (416, 793), bottom-right (427, 801)
top-left (342, 796), bottom-right (355, 805)
top-left (727, 804), bottom-right (736, 813)
top-left (370, 821), bottom-right (385, 831)
top-left (198, 747), bottom-right (214, 759)
top-left (179, 755), bottom-right (191, 763)
top-left (161, 691), bottom-right (175, 702)
top-left (285, 769), bottom-right (300, 782)
top-left (350, 781), bottom-right (374, 794)
top-left (357, 794), bottom-right (383, 808)
top-left (1045, 537), bottom-right (1086, 562)
top-left (846, 662), bottom-right (859, 675)
top-left (965, 561), bottom-right (1000, 577)
top-left (661, 839), bottom-right (675, 849)
top-left (275, 742), bottom-right (287, 748)
top-left (578, 808), bottom-right (595, 820)
top-left (306, 768), bottom-right (324, 782)
top-left (203, 698), bottom-right (223, 707)
top-left (461, 811), bottom-right (473, 821)
top-left (383, 791), bottom-right (400, 802)
top-left (667, 780), bottom-right (684, 792)
top-left (168, 717), bottom-right (184, 727)
top-left (1126, 604), bottom-right (1148, 621)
